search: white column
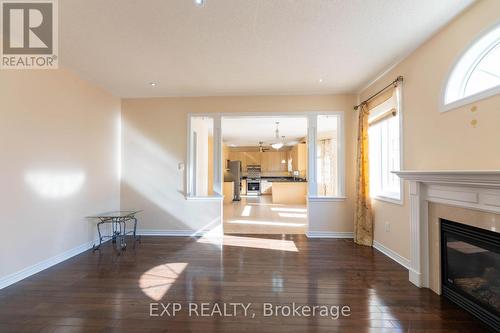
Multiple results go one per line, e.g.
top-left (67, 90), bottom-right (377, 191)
top-left (186, 116), bottom-right (194, 196)
top-left (307, 114), bottom-right (317, 197)
top-left (213, 114), bottom-right (222, 195)
top-left (408, 181), bottom-right (429, 288)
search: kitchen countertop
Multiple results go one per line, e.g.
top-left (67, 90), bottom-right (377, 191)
top-left (265, 178), bottom-right (307, 183)
top-left (244, 177), bottom-right (307, 182)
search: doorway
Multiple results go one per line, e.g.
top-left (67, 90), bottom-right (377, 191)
top-left (221, 116), bottom-right (309, 234)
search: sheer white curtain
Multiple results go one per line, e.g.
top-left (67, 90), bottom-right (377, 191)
top-left (317, 139), bottom-right (336, 196)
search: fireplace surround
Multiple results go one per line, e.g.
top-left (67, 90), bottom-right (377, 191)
top-left (394, 170), bottom-right (500, 288)
top-left (394, 171), bottom-right (500, 330)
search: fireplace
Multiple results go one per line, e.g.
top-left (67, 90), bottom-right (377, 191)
top-left (441, 219), bottom-right (500, 331)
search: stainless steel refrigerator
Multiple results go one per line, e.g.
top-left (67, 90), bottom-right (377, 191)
top-left (228, 160), bottom-right (242, 201)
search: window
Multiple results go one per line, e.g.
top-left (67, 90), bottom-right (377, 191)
top-left (443, 24), bottom-right (500, 111)
top-left (369, 87), bottom-right (402, 202)
top-left (316, 115), bottom-right (338, 196)
top-left (308, 113), bottom-right (344, 199)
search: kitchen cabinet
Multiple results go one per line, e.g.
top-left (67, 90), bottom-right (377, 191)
top-left (244, 152), bottom-right (261, 166)
top-left (290, 143), bottom-right (307, 176)
top-left (228, 150), bottom-right (290, 173)
top-left (228, 151), bottom-right (261, 172)
top-left (261, 180), bottom-right (272, 194)
top-left (223, 181), bottom-right (234, 203)
top-left (261, 151), bottom-right (288, 172)
top-left (272, 182), bottom-right (307, 204)
top-left (241, 179), bottom-right (247, 195)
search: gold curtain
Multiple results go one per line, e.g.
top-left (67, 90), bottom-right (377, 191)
top-left (354, 103), bottom-right (373, 246)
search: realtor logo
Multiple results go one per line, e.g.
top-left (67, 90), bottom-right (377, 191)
top-left (1, 0), bottom-right (58, 69)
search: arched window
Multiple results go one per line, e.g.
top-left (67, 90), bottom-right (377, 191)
top-left (443, 24), bottom-right (500, 111)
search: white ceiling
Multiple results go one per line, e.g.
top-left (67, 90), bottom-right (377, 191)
top-left (59, 0), bottom-right (474, 98)
top-left (222, 117), bottom-right (307, 147)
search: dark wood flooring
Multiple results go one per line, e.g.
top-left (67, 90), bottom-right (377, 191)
top-left (0, 235), bottom-right (489, 332)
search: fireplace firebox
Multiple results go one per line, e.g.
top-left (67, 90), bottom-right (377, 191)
top-left (441, 219), bottom-right (500, 332)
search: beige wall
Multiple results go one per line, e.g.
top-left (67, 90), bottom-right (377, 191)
top-left (121, 94), bottom-right (357, 234)
top-left (359, 0), bottom-right (500, 260)
top-left (0, 68), bottom-right (120, 281)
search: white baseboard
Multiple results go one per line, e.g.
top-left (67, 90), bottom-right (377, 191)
top-left (0, 237), bottom-right (101, 290)
top-left (373, 240), bottom-right (410, 270)
top-left (306, 231), bottom-right (354, 238)
top-left (409, 268), bottom-right (423, 288)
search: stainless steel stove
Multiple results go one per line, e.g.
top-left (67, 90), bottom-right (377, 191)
top-left (246, 165), bottom-right (261, 195)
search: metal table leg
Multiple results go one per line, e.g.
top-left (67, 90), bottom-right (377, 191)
top-left (111, 220), bottom-right (117, 244)
top-left (93, 221), bottom-right (104, 251)
top-left (120, 219), bottom-right (127, 250)
top-left (90, 213), bottom-right (141, 254)
top-left (133, 217), bottom-right (141, 242)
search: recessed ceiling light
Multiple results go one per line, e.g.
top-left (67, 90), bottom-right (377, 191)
top-left (149, 82), bottom-right (157, 87)
top-left (319, 78), bottom-right (323, 83)
top-left (194, 0), bottom-right (205, 7)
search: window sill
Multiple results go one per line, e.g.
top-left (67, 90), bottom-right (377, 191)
top-left (185, 195), bottom-right (223, 201)
top-left (307, 196), bottom-right (346, 202)
top-left (372, 195), bottom-right (403, 206)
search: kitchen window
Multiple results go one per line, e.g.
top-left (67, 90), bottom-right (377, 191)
top-left (368, 86), bottom-right (402, 203)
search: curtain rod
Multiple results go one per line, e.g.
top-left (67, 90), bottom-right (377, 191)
top-left (353, 76), bottom-right (403, 110)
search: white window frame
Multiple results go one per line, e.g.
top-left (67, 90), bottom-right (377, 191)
top-left (307, 112), bottom-right (345, 202)
top-left (186, 112), bottom-right (346, 202)
top-left (441, 22), bottom-right (500, 112)
top-left (369, 86), bottom-right (404, 205)
top-left (186, 113), bottom-right (223, 200)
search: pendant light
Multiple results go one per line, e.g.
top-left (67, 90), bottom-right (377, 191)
top-left (271, 122), bottom-right (284, 150)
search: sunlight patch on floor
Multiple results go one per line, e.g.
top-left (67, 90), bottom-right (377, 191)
top-left (270, 207), bottom-right (307, 213)
top-left (227, 219), bottom-right (306, 227)
top-left (241, 205), bottom-right (252, 217)
top-left (196, 224), bottom-right (298, 251)
top-left (139, 263), bottom-right (188, 301)
top-left (247, 202), bottom-right (285, 207)
top-left (277, 212), bottom-right (307, 218)
top-left (199, 234), bottom-right (298, 252)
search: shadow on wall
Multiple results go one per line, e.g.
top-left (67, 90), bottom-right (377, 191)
top-left (121, 121), bottom-right (221, 232)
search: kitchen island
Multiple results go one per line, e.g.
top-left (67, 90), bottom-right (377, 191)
top-left (271, 181), bottom-right (307, 204)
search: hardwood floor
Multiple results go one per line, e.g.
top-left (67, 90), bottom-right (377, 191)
top-left (0, 235), bottom-right (488, 332)
top-left (223, 195), bottom-right (307, 234)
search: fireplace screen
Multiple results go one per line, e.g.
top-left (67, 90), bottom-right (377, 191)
top-left (441, 219), bottom-right (500, 330)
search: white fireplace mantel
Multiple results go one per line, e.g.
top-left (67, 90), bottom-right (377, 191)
top-left (394, 170), bottom-right (500, 288)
